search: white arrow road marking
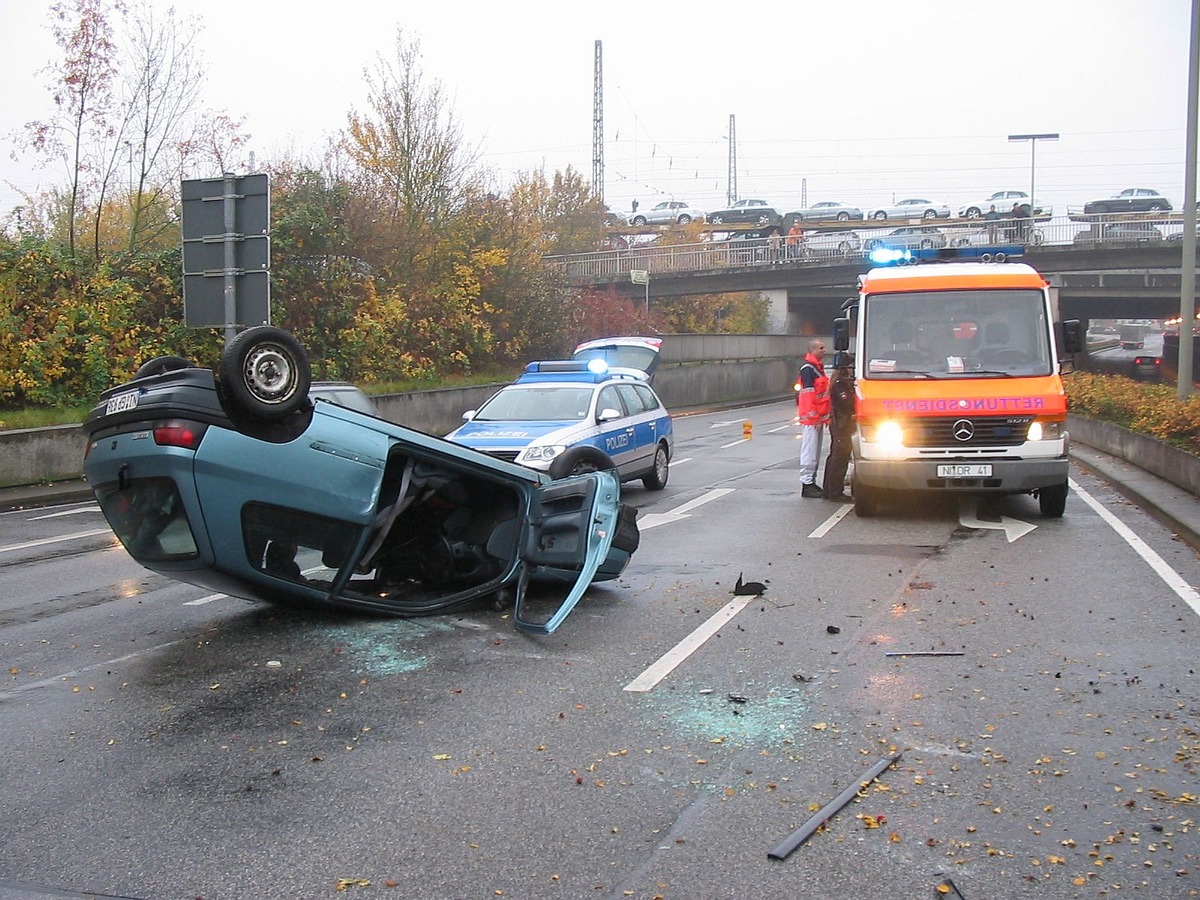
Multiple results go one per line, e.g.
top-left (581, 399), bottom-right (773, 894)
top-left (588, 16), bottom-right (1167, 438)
top-left (1070, 478), bottom-right (1200, 618)
top-left (624, 595), bottom-right (753, 692)
top-left (957, 500), bottom-right (1037, 542)
top-left (639, 488), bottom-right (735, 530)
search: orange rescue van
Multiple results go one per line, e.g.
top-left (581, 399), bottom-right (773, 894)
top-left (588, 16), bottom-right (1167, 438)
top-left (832, 253), bottom-right (1084, 517)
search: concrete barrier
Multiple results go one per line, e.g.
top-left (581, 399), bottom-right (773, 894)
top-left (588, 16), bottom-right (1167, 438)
top-left (1, 355), bottom-right (802, 488)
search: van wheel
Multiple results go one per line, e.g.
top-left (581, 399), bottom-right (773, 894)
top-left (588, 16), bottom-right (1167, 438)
top-left (219, 326), bottom-right (311, 420)
top-left (853, 479), bottom-right (881, 517)
top-left (642, 442), bottom-right (670, 491)
top-left (1038, 481), bottom-right (1068, 518)
top-left (548, 447), bottom-right (616, 480)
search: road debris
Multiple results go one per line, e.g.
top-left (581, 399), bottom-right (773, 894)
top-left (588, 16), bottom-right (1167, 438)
top-left (732, 573), bottom-right (767, 596)
top-left (883, 651), bottom-right (965, 658)
top-left (767, 751), bottom-right (903, 860)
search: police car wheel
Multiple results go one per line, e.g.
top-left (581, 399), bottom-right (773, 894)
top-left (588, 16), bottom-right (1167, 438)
top-left (642, 442), bottom-right (670, 491)
top-left (548, 447), bottom-right (615, 480)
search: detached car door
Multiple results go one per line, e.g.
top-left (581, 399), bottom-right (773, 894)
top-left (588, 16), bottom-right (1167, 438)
top-left (513, 469), bottom-right (633, 634)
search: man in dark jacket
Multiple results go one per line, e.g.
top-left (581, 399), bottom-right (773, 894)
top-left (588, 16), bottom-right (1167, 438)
top-left (822, 353), bottom-right (855, 501)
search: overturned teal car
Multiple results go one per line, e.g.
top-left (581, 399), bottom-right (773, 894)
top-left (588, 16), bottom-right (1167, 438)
top-left (82, 327), bottom-right (639, 634)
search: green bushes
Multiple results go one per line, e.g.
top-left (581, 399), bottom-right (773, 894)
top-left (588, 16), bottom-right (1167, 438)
top-left (1065, 371), bottom-right (1200, 455)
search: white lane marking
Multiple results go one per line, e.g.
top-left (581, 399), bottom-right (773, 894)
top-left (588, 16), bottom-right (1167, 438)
top-left (183, 593), bottom-right (225, 606)
top-left (720, 437), bottom-right (749, 448)
top-left (1, 640), bottom-right (189, 698)
top-left (958, 502), bottom-right (1038, 542)
top-left (640, 488), bottom-right (735, 530)
top-left (1070, 477), bottom-right (1200, 617)
top-left (29, 505), bottom-right (100, 520)
top-left (624, 596), bottom-right (753, 693)
top-left (0, 528), bottom-right (114, 554)
top-left (768, 423), bottom-right (795, 433)
top-left (809, 503), bottom-right (855, 538)
top-left (709, 420), bottom-right (744, 429)
top-left (671, 457), bottom-right (693, 466)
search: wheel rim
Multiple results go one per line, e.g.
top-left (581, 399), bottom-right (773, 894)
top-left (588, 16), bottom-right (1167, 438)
top-left (242, 343), bottom-right (297, 405)
top-left (838, 241), bottom-right (850, 254)
top-left (924, 210), bottom-right (936, 219)
top-left (654, 447), bottom-right (668, 481)
top-left (920, 239), bottom-right (933, 249)
top-left (678, 215), bottom-right (691, 224)
top-left (837, 212), bottom-right (849, 221)
top-left (874, 211), bottom-right (886, 220)
top-left (571, 460), bottom-right (600, 476)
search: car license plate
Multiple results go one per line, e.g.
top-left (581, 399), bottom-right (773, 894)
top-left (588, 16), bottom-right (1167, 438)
top-left (938, 464), bottom-right (992, 478)
top-left (105, 390), bottom-right (139, 415)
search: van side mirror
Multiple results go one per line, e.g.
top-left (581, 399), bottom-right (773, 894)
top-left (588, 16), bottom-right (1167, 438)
top-left (1060, 320), bottom-right (1083, 355)
top-left (833, 317), bottom-right (850, 352)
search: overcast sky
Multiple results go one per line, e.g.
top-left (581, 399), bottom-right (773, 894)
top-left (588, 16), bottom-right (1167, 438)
top-left (1, 0), bottom-right (1197, 222)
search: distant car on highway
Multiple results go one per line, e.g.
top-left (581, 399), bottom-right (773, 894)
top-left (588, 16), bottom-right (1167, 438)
top-left (958, 190), bottom-right (1051, 219)
top-left (863, 226), bottom-right (948, 252)
top-left (706, 199), bottom-right (782, 228)
top-left (630, 201), bottom-right (706, 226)
top-left (783, 201), bottom-right (863, 225)
top-left (1083, 188), bottom-right (1173, 215)
top-left (1074, 222), bottom-right (1165, 244)
top-left (867, 198), bottom-right (951, 221)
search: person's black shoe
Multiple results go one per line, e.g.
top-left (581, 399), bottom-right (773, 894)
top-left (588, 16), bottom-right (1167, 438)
top-left (801, 482), bottom-right (823, 498)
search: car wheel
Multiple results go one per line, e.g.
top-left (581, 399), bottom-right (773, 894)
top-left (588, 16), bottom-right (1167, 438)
top-left (919, 238), bottom-right (934, 249)
top-left (134, 355), bottom-right (193, 379)
top-left (864, 239), bottom-right (880, 251)
top-left (631, 215), bottom-right (647, 226)
top-left (548, 446), bottom-right (616, 480)
top-left (964, 207), bottom-right (982, 219)
top-left (837, 240), bottom-right (852, 254)
top-left (873, 210), bottom-right (887, 220)
top-left (677, 215), bottom-right (692, 225)
top-left (642, 442), bottom-right (670, 491)
top-left (219, 325), bottom-right (312, 420)
top-left (923, 209), bottom-right (937, 219)
top-left (1149, 202), bottom-right (1167, 212)
top-left (710, 214), bottom-right (724, 225)
top-left (837, 212), bottom-right (850, 221)
top-left (1037, 481), bottom-right (1068, 518)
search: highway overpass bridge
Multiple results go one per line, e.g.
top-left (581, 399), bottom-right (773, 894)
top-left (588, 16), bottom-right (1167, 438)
top-left (547, 227), bottom-right (1199, 334)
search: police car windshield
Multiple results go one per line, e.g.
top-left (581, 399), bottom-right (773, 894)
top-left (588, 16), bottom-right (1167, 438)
top-left (474, 386), bottom-right (595, 422)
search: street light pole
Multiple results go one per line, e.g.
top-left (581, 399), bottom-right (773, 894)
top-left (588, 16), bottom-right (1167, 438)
top-left (1008, 132), bottom-right (1059, 222)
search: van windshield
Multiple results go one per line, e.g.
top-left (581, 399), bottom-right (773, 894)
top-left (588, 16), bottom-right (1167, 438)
top-left (861, 289), bottom-right (1052, 378)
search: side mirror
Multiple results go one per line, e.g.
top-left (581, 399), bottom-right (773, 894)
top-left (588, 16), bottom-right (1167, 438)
top-left (462, 410), bottom-right (477, 421)
top-left (833, 317), bottom-right (850, 352)
top-left (597, 408), bottom-right (623, 424)
top-left (1060, 320), bottom-right (1084, 355)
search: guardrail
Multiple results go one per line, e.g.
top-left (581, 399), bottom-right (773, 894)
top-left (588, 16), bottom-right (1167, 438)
top-left (547, 215), bottom-right (1193, 282)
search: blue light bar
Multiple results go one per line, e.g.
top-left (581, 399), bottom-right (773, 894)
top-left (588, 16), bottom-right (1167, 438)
top-left (868, 245), bottom-right (1025, 267)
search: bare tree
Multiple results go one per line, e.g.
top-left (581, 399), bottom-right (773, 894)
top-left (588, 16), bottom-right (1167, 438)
top-left (21, 0), bottom-right (122, 260)
top-left (343, 29), bottom-right (478, 273)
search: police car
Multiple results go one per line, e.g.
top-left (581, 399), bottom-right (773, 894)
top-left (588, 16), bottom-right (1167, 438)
top-left (447, 359), bottom-right (673, 490)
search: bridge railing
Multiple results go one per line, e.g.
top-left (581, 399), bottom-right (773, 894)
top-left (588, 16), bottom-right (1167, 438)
top-left (546, 215), bottom-right (1190, 282)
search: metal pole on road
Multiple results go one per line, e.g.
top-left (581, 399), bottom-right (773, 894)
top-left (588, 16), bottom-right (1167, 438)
top-left (1178, 0), bottom-right (1199, 399)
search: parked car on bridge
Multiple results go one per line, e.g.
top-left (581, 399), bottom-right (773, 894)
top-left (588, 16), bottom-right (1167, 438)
top-left (802, 229), bottom-right (864, 257)
top-left (1083, 188), bottom-right (1173, 215)
top-left (717, 232), bottom-right (780, 264)
top-left (630, 200), bottom-right (706, 226)
top-left (958, 190), bottom-right (1051, 219)
top-left (866, 198), bottom-right (951, 221)
top-left (1073, 222), bottom-right (1165, 244)
top-left (706, 199), bottom-right (782, 228)
top-left (863, 226), bottom-right (948, 252)
top-left (82, 326), bottom-right (639, 635)
top-left (783, 201), bottom-right (864, 225)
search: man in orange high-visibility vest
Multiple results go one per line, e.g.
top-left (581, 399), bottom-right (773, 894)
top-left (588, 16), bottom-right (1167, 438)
top-left (795, 339), bottom-right (831, 498)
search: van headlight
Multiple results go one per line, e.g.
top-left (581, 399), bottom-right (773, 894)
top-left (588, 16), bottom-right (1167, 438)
top-left (863, 420), bottom-right (905, 450)
top-left (1027, 421), bottom-right (1062, 441)
top-left (518, 445), bottom-right (566, 464)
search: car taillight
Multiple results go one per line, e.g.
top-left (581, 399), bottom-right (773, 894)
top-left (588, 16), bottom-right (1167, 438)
top-left (153, 420), bottom-right (207, 449)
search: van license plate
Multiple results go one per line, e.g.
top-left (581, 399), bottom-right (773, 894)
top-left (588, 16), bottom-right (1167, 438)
top-left (938, 464), bottom-right (992, 478)
top-left (105, 390), bottom-right (139, 415)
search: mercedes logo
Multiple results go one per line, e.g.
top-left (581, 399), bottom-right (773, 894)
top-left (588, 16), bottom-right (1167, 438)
top-left (952, 419), bottom-right (975, 441)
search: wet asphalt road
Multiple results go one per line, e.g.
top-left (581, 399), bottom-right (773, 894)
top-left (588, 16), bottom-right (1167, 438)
top-left (2, 400), bottom-right (1198, 899)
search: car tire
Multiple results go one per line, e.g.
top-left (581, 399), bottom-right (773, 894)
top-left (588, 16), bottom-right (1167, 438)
top-left (964, 207), bottom-right (982, 219)
top-left (710, 215), bottom-right (724, 225)
top-left (677, 215), bottom-right (693, 225)
top-left (1038, 481), bottom-right (1068, 518)
top-left (548, 446), bottom-right (616, 480)
top-left (219, 326), bottom-right (312, 420)
top-left (642, 442), bottom-right (670, 491)
top-left (923, 209), bottom-right (937, 219)
top-left (1149, 202), bottom-right (1167, 212)
top-left (852, 479), bottom-right (881, 517)
top-left (631, 215), bottom-right (647, 226)
top-left (873, 210), bottom-right (887, 220)
top-left (919, 238), bottom-right (934, 249)
top-left (837, 240), bottom-right (852, 255)
top-left (837, 212), bottom-right (850, 221)
top-left (134, 355), bottom-right (193, 379)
